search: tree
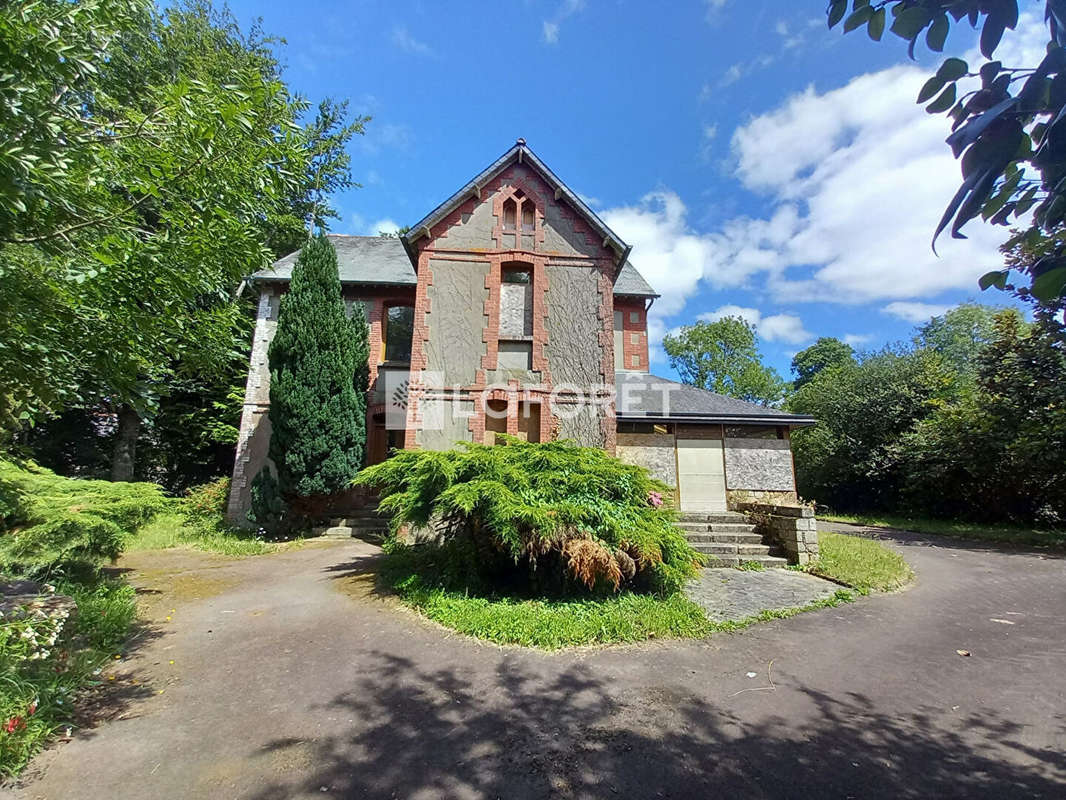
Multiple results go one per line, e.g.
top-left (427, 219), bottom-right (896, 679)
top-left (0, 1), bottom-right (364, 480)
top-left (788, 346), bottom-right (959, 510)
top-left (791, 337), bottom-right (855, 389)
top-left (266, 236), bottom-right (368, 516)
top-left (914, 302), bottom-right (1012, 377)
top-left (828, 1), bottom-right (1066, 305)
top-left (662, 317), bottom-right (785, 405)
top-left (892, 311), bottom-right (1066, 523)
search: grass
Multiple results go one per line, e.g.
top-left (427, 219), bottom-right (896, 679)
top-left (379, 541), bottom-right (857, 649)
top-left (806, 532), bottom-right (913, 594)
top-left (820, 511), bottom-right (1065, 549)
top-left (0, 577), bottom-right (137, 776)
top-left (128, 513), bottom-right (288, 557)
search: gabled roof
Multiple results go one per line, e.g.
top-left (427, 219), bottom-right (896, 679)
top-left (615, 260), bottom-right (659, 298)
top-left (251, 235), bottom-right (416, 286)
top-left (401, 139), bottom-right (633, 273)
top-left (615, 372), bottom-right (815, 426)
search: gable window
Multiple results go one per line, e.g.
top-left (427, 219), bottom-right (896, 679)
top-left (503, 198), bottom-right (517, 231)
top-left (383, 304), bottom-right (414, 364)
top-left (521, 204), bottom-right (535, 232)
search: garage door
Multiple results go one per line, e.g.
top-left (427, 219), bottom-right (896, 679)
top-left (677, 438), bottom-right (727, 513)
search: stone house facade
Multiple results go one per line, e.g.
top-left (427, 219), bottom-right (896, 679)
top-left (227, 141), bottom-right (815, 523)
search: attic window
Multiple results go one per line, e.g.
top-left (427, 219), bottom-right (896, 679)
top-left (503, 198), bottom-right (517, 231)
top-left (521, 204), bottom-right (535, 232)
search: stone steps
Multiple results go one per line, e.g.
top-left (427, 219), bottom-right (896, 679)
top-left (677, 511), bottom-right (789, 569)
top-left (314, 509), bottom-right (390, 542)
top-left (700, 553), bottom-right (790, 569)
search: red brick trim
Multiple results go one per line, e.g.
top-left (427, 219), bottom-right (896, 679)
top-left (614, 298), bottom-right (649, 373)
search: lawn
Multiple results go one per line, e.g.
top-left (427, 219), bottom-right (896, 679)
top-left (128, 513), bottom-right (288, 557)
top-left (805, 531), bottom-right (913, 594)
top-left (379, 540), bottom-right (858, 649)
top-left (820, 512), bottom-right (1065, 549)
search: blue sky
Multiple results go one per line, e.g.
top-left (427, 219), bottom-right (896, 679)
top-left (225, 0), bottom-right (1043, 379)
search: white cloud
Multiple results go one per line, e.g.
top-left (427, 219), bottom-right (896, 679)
top-left (391, 26), bottom-right (433, 56)
top-left (699, 124), bottom-right (718, 162)
top-left (357, 122), bottom-right (415, 156)
top-left (542, 0), bottom-right (585, 45)
top-left (699, 305), bottom-right (813, 345)
top-left (843, 333), bottom-right (874, 347)
top-left (349, 214), bottom-right (401, 237)
top-left (882, 301), bottom-right (951, 324)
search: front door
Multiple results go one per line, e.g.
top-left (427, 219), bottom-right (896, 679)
top-left (676, 438), bottom-right (727, 513)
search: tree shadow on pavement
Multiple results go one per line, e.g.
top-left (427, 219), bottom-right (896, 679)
top-left (249, 650), bottom-right (1066, 800)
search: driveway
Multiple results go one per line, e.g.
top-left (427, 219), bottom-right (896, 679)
top-left (9, 527), bottom-right (1065, 799)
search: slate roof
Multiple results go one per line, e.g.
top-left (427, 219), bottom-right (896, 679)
top-left (615, 372), bottom-right (815, 426)
top-left (615, 261), bottom-right (658, 298)
top-left (401, 139), bottom-right (633, 273)
top-left (251, 235), bottom-right (416, 286)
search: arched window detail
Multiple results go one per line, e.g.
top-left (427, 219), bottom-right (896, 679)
top-left (502, 198), bottom-right (517, 231)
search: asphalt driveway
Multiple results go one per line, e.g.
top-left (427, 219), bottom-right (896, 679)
top-left (8, 527), bottom-right (1065, 800)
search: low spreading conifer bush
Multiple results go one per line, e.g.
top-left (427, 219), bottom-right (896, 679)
top-left (0, 461), bottom-right (171, 576)
top-left (355, 438), bottom-right (702, 596)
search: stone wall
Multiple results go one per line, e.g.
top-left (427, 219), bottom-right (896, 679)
top-left (738, 503), bottom-right (819, 565)
top-left (416, 398), bottom-right (475, 450)
top-left (423, 259), bottom-right (490, 386)
top-left (724, 438), bottom-right (795, 492)
top-left (616, 431), bottom-right (677, 487)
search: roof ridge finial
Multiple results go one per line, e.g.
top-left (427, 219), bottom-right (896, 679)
top-left (516, 137), bottom-right (526, 146)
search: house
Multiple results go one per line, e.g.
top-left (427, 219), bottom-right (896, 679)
top-left (226, 141), bottom-right (815, 524)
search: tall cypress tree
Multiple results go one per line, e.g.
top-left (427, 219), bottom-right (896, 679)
top-left (266, 235), bottom-right (368, 511)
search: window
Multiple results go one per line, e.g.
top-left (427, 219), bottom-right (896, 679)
top-left (383, 304), bottom-right (414, 363)
top-left (630, 311), bottom-right (641, 324)
top-left (724, 425), bottom-right (784, 440)
top-left (618, 422), bottom-right (671, 435)
top-left (503, 198), bottom-right (517, 231)
top-left (485, 399), bottom-right (508, 445)
top-left (521, 204), bottom-right (535, 232)
top-left (516, 401), bottom-right (541, 442)
top-left (500, 263), bottom-right (533, 339)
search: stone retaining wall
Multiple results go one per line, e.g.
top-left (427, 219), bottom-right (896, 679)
top-left (737, 502), bottom-right (819, 565)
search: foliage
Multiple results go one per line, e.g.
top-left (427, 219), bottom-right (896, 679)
top-left (0, 577), bottom-right (137, 776)
top-left (789, 346), bottom-right (959, 511)
top-left (249, 466), bottom-right (286, 531)
top-left (891, 312), bottom-right (1066, 523)
top-left (790, 303), bottom-right (1066, 528)
top-left (0, 0), bottom-right (364, 457)
top-left (181, 477), bottom-right (231, 521)
top-left (662, 316), bottom-right (786, 405)
top-left (827, 1), bottom-right (1066, 305)
top-left (791, 337), bottom-right (856, 389)
top-left (914, 302), bottom-right (1008, 377)
top-left (806, 532), bottom-right (913, 594)
top-left (0, 461), bottom-right (170, 576)
top-left (268, 236), bottom-right (368, 509)
top-left (355, 438), bottom-right (702, 596)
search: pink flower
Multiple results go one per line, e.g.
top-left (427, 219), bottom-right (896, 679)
top-left (648, 491), bottom-right (663, 508)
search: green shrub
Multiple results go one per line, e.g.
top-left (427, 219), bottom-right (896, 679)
top-left (356, 438), bottom-right (701, 596)
top-left (180, 477), bottom-right (230, 521)
top-left (0, 460), bottom-right (171, 576)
